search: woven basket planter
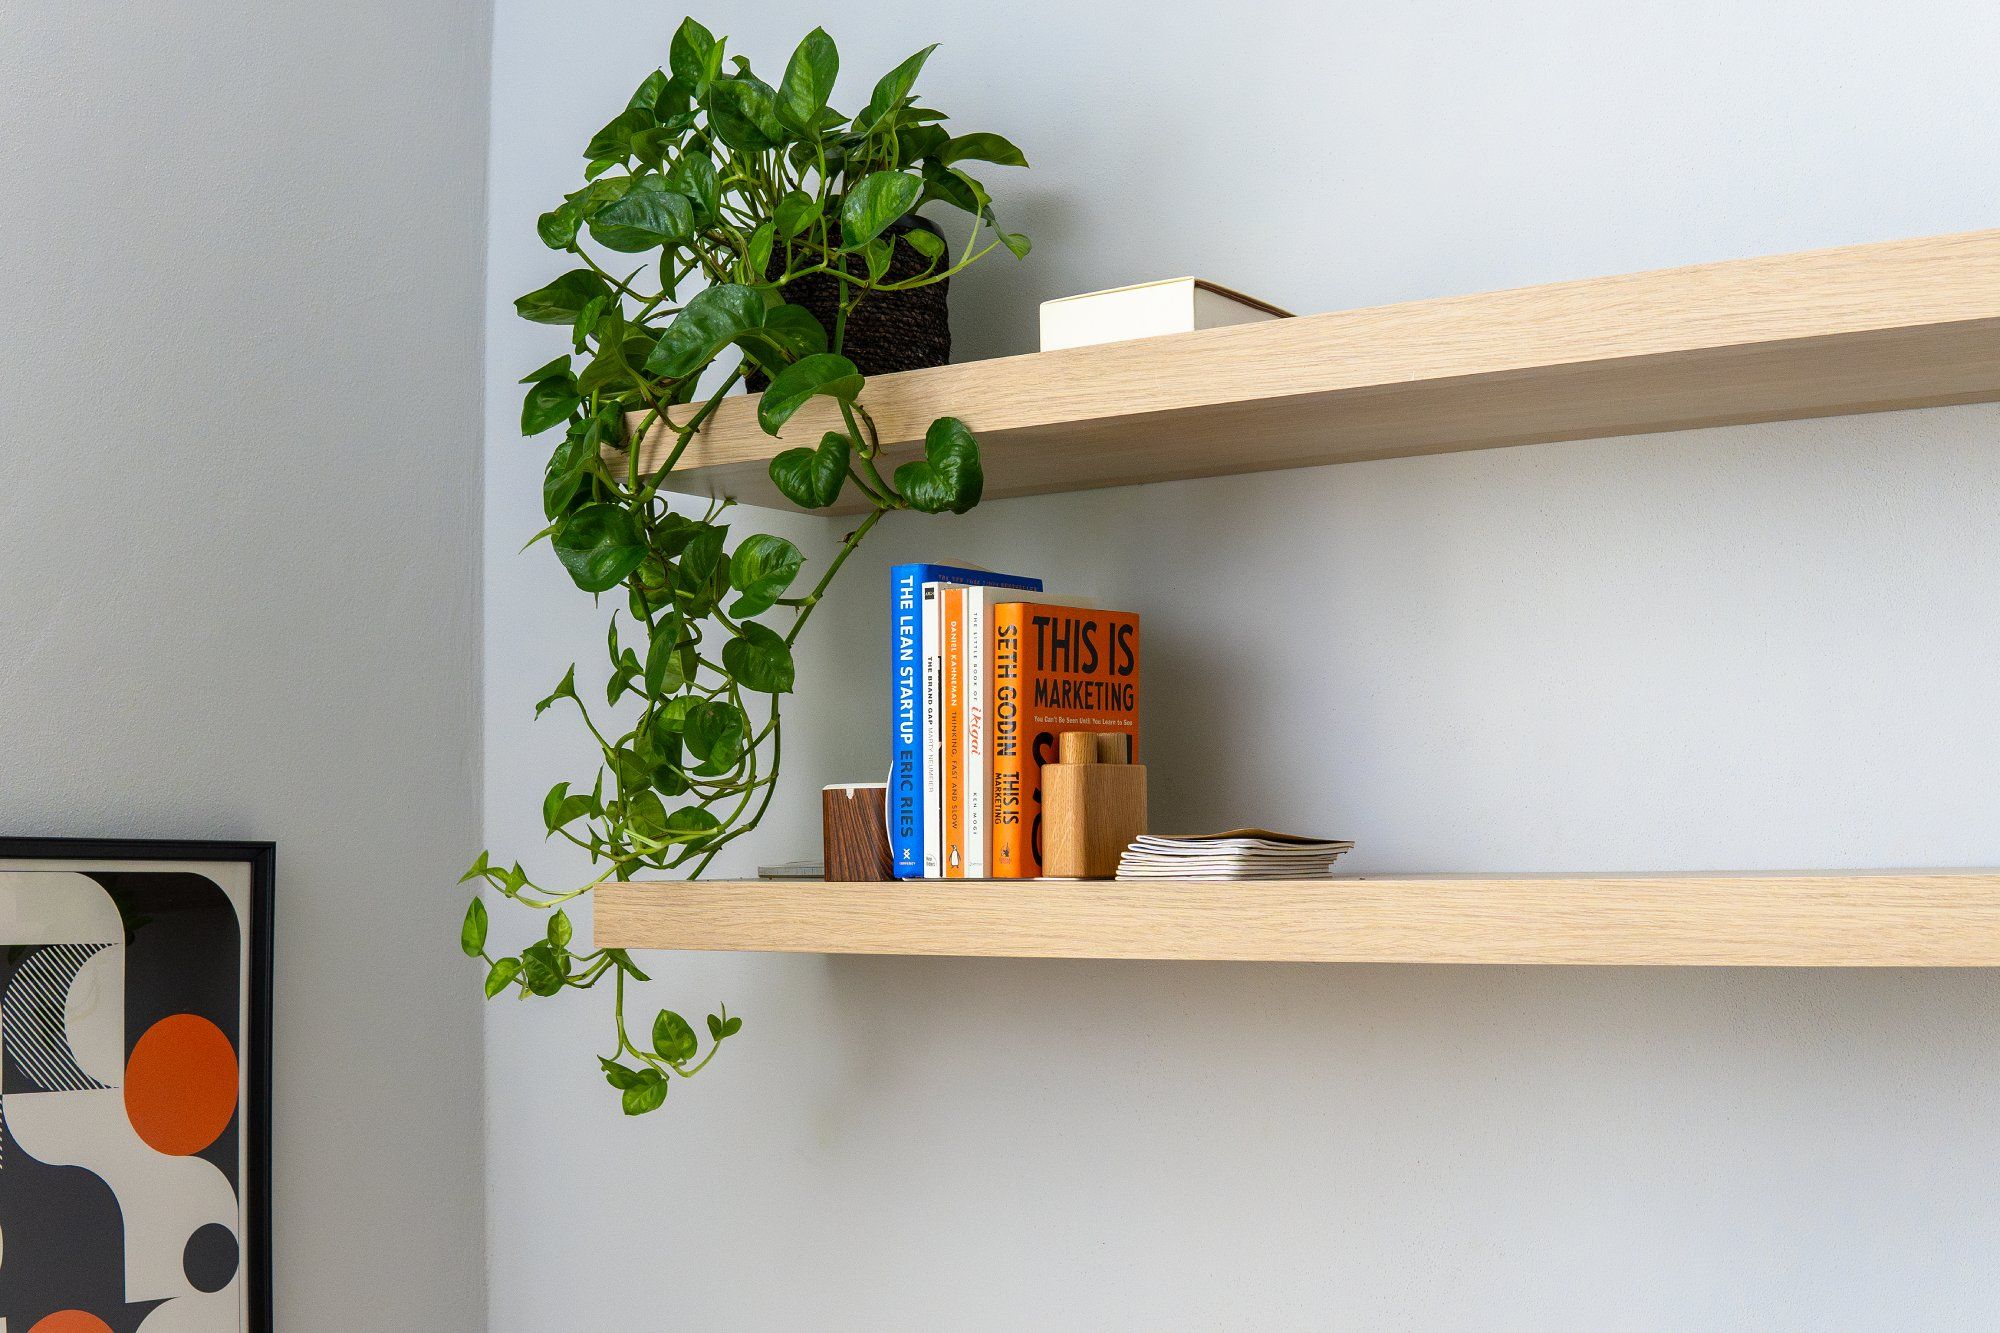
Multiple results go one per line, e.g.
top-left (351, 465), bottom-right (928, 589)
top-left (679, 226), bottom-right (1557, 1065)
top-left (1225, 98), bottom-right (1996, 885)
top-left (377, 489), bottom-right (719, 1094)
top-left (747, 217), bottom-right (951, 389)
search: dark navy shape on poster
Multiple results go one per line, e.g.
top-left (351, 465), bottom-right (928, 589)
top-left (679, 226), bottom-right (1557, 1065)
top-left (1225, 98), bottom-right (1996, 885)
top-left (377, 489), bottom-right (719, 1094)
top-left (93, 871), bottom-right (243, 1187)
top-left (0, 1111), bottom-right (165, 1331)
top-left (184, 1221), bottom-right (242, 1293)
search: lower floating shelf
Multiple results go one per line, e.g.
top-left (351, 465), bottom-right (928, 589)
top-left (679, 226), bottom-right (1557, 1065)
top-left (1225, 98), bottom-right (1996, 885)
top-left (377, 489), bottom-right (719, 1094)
top-left (593, 871), bottom-right (2000, 967)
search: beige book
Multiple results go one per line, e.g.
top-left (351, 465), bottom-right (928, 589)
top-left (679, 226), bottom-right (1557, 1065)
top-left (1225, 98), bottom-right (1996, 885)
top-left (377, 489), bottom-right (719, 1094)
top-left (1039, 278), bottom-right (1291, 351)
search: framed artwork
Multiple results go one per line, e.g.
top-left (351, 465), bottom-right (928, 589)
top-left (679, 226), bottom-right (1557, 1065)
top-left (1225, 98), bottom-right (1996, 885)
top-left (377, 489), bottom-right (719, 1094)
top-left (0, 838), bottom-right (273, 1333)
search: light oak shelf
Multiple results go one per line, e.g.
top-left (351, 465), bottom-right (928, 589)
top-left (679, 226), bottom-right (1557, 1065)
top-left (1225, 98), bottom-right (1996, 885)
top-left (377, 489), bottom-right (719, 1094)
top-left (593, 871), bottom-right (2000, 967)
top-left (627, 229), bottom-right (2000, 513)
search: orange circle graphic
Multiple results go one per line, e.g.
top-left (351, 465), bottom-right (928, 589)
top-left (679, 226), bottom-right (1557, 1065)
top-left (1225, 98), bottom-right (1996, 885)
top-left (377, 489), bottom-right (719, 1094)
top-left (31, 1313), bottom-right (114, 1333)
top-left (124, 1013), bottom-right (238, 1156)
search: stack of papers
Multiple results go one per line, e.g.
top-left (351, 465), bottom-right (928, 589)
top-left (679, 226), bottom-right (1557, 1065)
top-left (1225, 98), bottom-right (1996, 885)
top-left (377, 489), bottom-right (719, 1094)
top-left (1116, 829), bottom-right (1354, 880)
top-left (756, 859), bottom-right (825, 880)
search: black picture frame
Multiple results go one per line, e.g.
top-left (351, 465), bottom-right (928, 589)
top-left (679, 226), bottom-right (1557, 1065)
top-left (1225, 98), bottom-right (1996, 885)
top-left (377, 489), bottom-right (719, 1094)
top-left (0, 836), bottom-right (274, 1333)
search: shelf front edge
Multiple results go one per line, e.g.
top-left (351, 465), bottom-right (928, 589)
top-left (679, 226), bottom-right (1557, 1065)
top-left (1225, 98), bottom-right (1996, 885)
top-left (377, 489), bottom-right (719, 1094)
top-left (593, 872), bottom-right (2000, 967)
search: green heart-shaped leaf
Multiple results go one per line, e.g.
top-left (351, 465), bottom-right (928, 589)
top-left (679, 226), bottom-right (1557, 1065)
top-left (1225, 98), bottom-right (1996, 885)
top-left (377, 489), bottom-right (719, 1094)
top-left (662, 806), bottom-right (720, 843)
top-left (460, 898), bottom-right (488, 957)
top-left (650, 738), bottom-right (688, 798)
top-left (645, 283), bottom-right (763, 378)
top-left (668, 18), bottom-right (715, 87)
top-left (894, 416), bottom-right (984, 514)
top-left (757, 352), bottom-right (862, 435)
top-left (627, 68), bottom-right (668, 113)
top-left (727, 533), bottom-right (804, 617)
top-left (703, 74), bottom-right (784, 153)
top-left (918, 163), bottom-right (989, 216)
top-left (777, 27), bottom-right (839, 132)
top-left (515, 270), bottom-right (608, 324)
top-left (678, 523), bottom-right (727, 582)
top-left (742, 221), bottom-right (776, 282)
top-left (551, 504), bottom-right (647, 592)
top-left (774, 189), bottom-right (817, 240)
top-left (483, 957), bottom-right (521, 999)
top-left (563, 173), bottom-right (638, 223)
top-left (859, 44), bottom-right (936, 130)
top-left (644, 617), bottom-right (688, 696)
top-left (587, 187), bottom-right (695, 252)
top-left (613, 745), bottom-right (655, 798)
top-left (665, 151), bottom-right (719, 219)
top-left (624, 789), bottom-right (669, 841)
top-left (840, 170), bottom-right (923, 249)
top-left (722, 621), bottom-right (796, 693)
top-left (536, 203), bottom-right (581, 249)
top-left (861, 237), bottom-right (892, 282)
top-left (519, 354), bottom-right (572, 385)
top-left (542, 780), bottom-right (571, 831)
top-left (585, 107), bottom-right (653, 162)
top-left (751, 303), bottom-right (826, 363)
top-left (896, 124), bottom-right (949, 169)
top-left (621, 1070), bottom-right (669, 1115)
top-left (653, 1009), bottom-right (699, 1062)
top-left (673, 534), bottom-right (729, 617)
top-left (542, 429), bottom-right (596, 520)
top-left (521, 941), bottom-right (565, 996)
top-left (684, 700), bottom-right (746, 771)
top-left (939, 132), bottom-right (1028, 167)
top-left (575, 330), bottom-right (657, 399)
top-left (520, 376), bottom-right (578, 435)
top-left (769, 430), bottom-right (849, 510)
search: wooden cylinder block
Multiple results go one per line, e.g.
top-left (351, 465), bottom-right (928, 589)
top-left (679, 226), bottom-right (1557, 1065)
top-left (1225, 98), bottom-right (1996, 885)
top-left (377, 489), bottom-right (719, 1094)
top-left (1041, 730), bottom-right (1147, 879)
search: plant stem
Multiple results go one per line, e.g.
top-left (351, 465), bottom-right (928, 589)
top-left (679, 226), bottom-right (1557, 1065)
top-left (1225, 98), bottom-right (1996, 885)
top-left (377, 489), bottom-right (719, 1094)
top-left (786, 506), bottom-right (886, 641)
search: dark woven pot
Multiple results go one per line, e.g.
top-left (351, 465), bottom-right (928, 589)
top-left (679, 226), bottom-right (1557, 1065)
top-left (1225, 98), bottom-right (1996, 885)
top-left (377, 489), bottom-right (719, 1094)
top-left (747, 217), bottom-right (950, 389)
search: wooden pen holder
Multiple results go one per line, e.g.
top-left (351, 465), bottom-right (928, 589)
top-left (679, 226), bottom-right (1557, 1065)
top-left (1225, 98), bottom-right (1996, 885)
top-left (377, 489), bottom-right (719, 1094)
top-left (1041, 731), bottom-right (1147, 879)
top-left (823, 783), bottom-right (895, 881)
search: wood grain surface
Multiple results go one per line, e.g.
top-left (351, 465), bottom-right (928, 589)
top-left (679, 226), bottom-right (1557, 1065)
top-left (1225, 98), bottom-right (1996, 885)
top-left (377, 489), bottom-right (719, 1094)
top-left (821, 785), bottom-right (894, 882)
top-left (594, 871), bottom-right (2000, 966)
top-left (1040, 731), bottom-right (1146, 879)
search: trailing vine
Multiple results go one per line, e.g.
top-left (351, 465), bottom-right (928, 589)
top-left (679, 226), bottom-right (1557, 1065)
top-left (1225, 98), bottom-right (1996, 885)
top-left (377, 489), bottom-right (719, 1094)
top-left (458, 18), bottom-right (1028, 1114)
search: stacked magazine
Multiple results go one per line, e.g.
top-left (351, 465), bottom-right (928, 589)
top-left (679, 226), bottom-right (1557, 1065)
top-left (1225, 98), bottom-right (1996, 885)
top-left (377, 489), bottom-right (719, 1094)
top-left (1116, 829), bottom-right (1355, 881)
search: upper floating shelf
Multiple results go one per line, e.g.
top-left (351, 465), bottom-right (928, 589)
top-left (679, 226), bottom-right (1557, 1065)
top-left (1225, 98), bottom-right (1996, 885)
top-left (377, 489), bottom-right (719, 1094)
top-left (625, 229), bottom-right (2000, 513)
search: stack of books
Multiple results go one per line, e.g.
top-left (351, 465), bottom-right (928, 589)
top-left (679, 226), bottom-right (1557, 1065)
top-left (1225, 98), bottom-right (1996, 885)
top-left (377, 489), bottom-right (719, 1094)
top-left (1115, 831), bottom-right (1354, 881)
top-left (889, 563), bottom-right (1141, 879)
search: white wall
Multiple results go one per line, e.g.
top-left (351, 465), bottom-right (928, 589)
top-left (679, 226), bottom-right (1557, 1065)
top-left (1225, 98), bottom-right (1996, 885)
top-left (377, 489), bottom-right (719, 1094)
top-left (484, 2), bottom-right (2000, 1327)
top-left (1, 0), bottom-right (490, 1327)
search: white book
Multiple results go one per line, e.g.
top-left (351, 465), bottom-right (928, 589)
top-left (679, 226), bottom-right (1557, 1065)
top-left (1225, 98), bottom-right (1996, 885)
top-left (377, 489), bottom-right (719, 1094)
top-left (961, 586), bottom-right (1005, 878)
top-left (920, 582), bottom-right (945, 876)
top-left (1039, 277), bottom-right (1290, 352)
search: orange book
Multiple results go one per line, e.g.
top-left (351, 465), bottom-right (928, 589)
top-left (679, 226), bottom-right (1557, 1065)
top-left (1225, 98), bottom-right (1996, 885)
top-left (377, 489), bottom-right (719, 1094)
top-left (942, 587), bottom-right (967, 877)
top-left (990, 602), bottom-right (1141, 877)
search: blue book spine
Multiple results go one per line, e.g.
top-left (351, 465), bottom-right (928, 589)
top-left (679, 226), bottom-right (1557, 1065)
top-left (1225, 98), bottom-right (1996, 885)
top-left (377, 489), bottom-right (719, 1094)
top-left (889, 563), bottom-right (1042, 877)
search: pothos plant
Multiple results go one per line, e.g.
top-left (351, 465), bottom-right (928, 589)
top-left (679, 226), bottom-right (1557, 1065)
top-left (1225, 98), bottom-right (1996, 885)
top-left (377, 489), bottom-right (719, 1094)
top-left (458, 18), bottom-right (1028, 1115)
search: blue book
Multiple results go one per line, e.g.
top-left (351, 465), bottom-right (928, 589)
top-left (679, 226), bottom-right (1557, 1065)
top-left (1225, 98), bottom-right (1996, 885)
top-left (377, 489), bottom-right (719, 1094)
top-left (889, 563), bottom-right (1041, 878)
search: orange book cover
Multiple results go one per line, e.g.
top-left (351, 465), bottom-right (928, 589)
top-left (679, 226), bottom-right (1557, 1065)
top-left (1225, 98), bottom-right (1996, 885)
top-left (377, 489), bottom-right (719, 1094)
top-left (943, 587), bottom-right (967, 877)
top-left (990, 602), bottom-right (1141, 877)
